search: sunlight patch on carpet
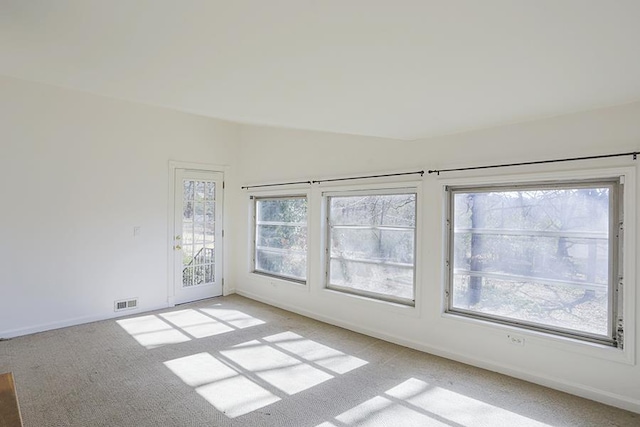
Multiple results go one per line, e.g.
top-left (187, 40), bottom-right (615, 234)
top-left (199, 307), bottom-right (266, 329)
top-left (319, 378), bottom-right (553, 427)
top-left (116, 315), bottom-right (191, 349)
top-left (164, 352), bottom-right (280, 418)
top-left (163, 331), bottom-right (369, 419)
top-left (263, 331), bottom-right (368, 374)
top-left (221, 339), bottom-right (333, 395)
top-left (117, 305), bottom-right (266, 349)
top-left (159, 309), bottom-right (233, 338)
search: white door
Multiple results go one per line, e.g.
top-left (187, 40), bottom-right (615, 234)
top-left (172, 169), bottom-right (224, 304)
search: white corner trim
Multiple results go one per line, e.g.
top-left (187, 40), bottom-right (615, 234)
top-left (223, 287), bottom-right (237, 296)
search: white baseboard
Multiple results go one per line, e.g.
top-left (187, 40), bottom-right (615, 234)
top-left (0, 302), bottom-right (172, 339)
top-left (236, 289), bottom-right (640, 414)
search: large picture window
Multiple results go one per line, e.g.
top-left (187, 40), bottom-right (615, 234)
top-left (326, 189), bottom-right (417, 305)
top-left (253, 196), bottom-right (308, 283)
top-left (446, 179), bottom-right (622, 346)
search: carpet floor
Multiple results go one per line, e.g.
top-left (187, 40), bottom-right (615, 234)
top-left (1, 294), bottom-right (638, 427)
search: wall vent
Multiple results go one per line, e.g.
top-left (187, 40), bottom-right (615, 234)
top-left (114, 298), bottom-right (139, 312)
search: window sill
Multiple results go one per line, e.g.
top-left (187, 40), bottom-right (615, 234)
top-left (250, 272), bottom-right (309, 290)
top-left (320, 287), bottom-right (420, 318)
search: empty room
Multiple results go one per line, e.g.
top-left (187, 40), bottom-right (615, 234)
top-left (2, 1), bottom-right (640, 426)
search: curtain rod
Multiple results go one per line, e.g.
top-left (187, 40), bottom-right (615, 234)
top-left (312, 170), bottom-right (424, 184)
top-left (428, 151), bottom-right (639, 175)
top-left (241, 181), bottom-right (312, 190)
top-left (241, 170), bottom-right (424, 190)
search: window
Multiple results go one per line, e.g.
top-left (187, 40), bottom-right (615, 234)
top-left (326, 189), bottom-right (417, 305)
top-left (253, 196), bottom-right (308, 283)
top-left (446, 179), bottom-right (623, 346)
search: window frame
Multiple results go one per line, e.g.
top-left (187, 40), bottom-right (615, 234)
top-left (252, 194), bottom-right (309, 284)
top-left (444, 177), bottom-right (623, 347)
top-left (324, 187), bottom-right (418, 306)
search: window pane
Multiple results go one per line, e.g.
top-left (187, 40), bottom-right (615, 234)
top-left (256, 250), bottom-right (307, 281)
top-left (329, 259), bottom-right (414, 300)
top-left (330, 194), bottom-right (415, 227)
top-left (327, 192), bottom-right (416, 303)
top-left (450, 186), bottom-right (613, 338)
top-left (257, 225), bottom-right (307, 250)
top-left (254, 197), bottom-right (308, 281)
top-left (330, 228), bottom-right (415, 264)
top-left (258, 198), bottom-right (307, 223)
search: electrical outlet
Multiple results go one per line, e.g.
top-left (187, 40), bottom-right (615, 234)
top-left (133, 226), bottom-right (141, 237)
top-left (507, 334), bottom-right (525, 346)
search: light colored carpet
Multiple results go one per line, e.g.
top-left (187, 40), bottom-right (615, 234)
top-left (0, 295), bottom-right (637, 427)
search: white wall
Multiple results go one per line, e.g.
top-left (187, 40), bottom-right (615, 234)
top-left (3, 72), bottom-right (640, 413)
top-left (0, 76), bottom-right (240, 337)
top-left (233, 102), bottom-right (640, 413)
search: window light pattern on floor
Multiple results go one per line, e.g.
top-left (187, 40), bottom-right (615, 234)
top-left (116, 305), bottom-right (265, 349)
top-left (317, 378), bottom-right (552, 427)
top-left (164, 332), bottom-right (368, 418)
top-left (165, 352), bottom-right (281, 418)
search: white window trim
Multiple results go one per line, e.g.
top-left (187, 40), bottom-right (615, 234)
top-left (321, 181), bottom-right (423, 308)
top-left (247, 187), bottom-right (311, 287)
top-left (437, 166), bottom-right (636, 365)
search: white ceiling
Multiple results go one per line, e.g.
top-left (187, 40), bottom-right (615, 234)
top-left (2, 1), bottom-right (640, 140)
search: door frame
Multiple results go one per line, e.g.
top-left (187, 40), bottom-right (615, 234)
top-left (168, 161), bottom-right (228, 306)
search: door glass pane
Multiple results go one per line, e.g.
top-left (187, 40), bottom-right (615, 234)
top-left (193, 243), bottom-right (205, 265)
top-left (181, 178), bottom-right (217, 288)
top-left (205, 264), bottom-right (214, 283)
top-left (206, 182), bottom-right (215, 200)
top-left (194, 265), bottom-right (204, 285)
top-left (195, 181), bottom-right (205, 199)
top-left (205, 201), bottom-right (215, 219)
top-left (194, 225), bottom-right (205, 243)
top-left (183, 200), bottom-right (194, 221)
top-left (183, 266), bottom-right (194, 288)
top-left (182, 245), bottom-right (194, 266)
top-left (183, 222), bottom-right (194, 244)
top-left (183, 180), bottom-right (194, 200)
